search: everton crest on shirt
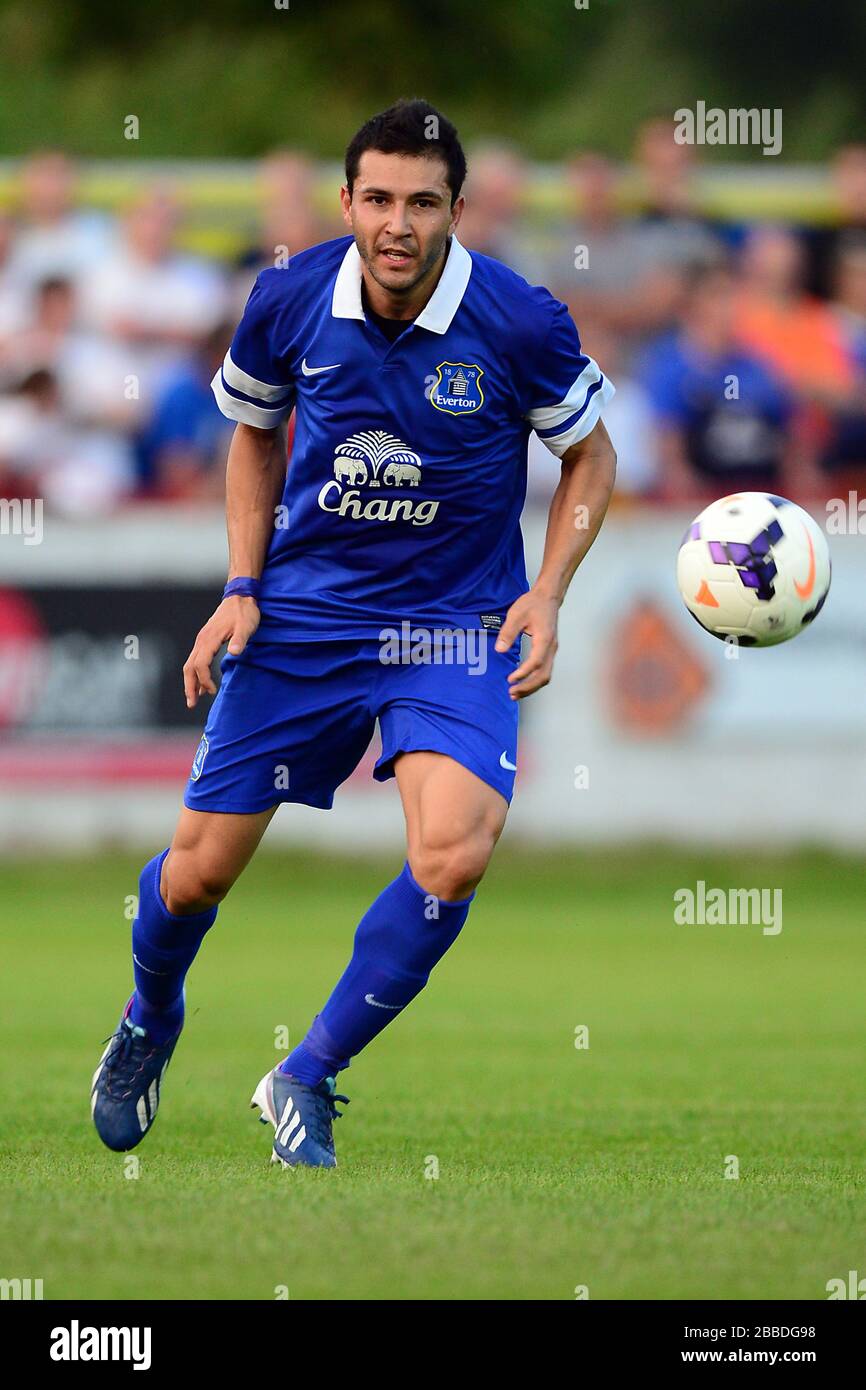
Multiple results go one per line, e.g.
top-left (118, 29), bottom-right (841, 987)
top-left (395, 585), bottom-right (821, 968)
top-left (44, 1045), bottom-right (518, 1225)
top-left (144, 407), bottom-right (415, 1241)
top-left (211, 234), bottom-right (614, 639)
top-left (430, 361), bottom-right (484, 414)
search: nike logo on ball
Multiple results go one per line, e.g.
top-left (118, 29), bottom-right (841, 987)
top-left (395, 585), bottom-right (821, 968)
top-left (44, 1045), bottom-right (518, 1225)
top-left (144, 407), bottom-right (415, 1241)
top-left (500, 751), bottom-right (517, 771)
top-left (794, 526), bottom-right (816, 599)
top-left (364, 993), bottom-right (402, 1010)
top-left (301, 358), bottom-right (341, 376)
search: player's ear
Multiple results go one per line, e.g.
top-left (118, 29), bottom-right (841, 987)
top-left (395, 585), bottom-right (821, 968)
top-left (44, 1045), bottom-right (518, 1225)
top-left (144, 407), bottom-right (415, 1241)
top-left (339, 185), bottom-right (353, 227)
top-left (449, 194), bottom-right (465, 236)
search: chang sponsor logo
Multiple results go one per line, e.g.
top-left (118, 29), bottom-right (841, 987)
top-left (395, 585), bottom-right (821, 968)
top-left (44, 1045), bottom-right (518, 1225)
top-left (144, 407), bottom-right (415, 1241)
top-left (317, 483), bottom-right (438, 526)
top-left (318, 429), bottom-right (439, 526)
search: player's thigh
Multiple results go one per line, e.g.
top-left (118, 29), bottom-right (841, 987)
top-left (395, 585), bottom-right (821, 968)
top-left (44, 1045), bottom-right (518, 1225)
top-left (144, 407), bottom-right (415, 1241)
top-left (394, 750), bottom-right (509, 888)
top-left (162, 804), bottom-right (277, 912)
top-left (185, 638), bottom-right (376, 814)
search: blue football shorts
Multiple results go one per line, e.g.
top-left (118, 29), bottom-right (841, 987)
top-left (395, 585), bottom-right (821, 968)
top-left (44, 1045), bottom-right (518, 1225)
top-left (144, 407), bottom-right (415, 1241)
top-left (183, 627), bottom-right (521, 813)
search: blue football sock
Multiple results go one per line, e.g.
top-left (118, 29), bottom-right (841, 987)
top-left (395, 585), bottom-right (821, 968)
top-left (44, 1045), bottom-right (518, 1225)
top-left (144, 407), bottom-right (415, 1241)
top-left (129, 849), bottom-right (218, 1044)
top-left (281, 862), bottom-right (474, 1086)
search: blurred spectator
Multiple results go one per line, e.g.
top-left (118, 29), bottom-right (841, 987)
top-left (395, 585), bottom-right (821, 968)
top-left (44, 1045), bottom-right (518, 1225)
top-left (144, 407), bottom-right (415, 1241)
top-left (554, 151), bottom-right (701, 343)
top-left (593, 116), bottom-right (730, 345)
top-left (554, 125), bottom-right (730, 349)
top-left (81, 188), bottom-right (229, 395)
top-left (550, 154), bottom-right (640, 311)
top-left (636, 116), bottom-right (698, 219)
top-left (0, 369), bottom-right (65, 495)
top-left (235, 151), bottom-right (323, 302)
top-left (805, 143), bottom-right (866, 299)
top-left (823, 233), bottom-right (866, 480)
top-left (3, 277), bottom-right (139, 431)
top-left (735, 224), bottom-right (854, 411)
top-left (10, 151), bottom-right (114, 291)
top-left (0, 212), bottom-right (28, 348)
top-left (528, 315), bottom-right (659, 502)
top-left (140, 322), bottom-right (235, 499)
top-left (0, 368), bottom-right (135, 514)
top-left (637, 266), bottom-right (806, 500)
top-left (585, 323), bottom-right (660, 497)
top-left (633, 116), bottom-right (729, 258)
top-left (458, 143), bottom-right (545, 282)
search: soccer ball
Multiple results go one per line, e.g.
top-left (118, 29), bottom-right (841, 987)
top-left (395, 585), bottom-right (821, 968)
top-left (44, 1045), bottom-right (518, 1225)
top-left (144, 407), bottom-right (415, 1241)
top-left (676, 492), bottom-right (831, 646)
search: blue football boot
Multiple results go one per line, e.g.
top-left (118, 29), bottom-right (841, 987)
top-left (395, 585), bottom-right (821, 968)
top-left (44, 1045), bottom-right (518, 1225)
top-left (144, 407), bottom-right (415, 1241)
top-left (91, 996), bottom-right (182, 1152)
top-left (250, 1066), bottom-right (350, 1168)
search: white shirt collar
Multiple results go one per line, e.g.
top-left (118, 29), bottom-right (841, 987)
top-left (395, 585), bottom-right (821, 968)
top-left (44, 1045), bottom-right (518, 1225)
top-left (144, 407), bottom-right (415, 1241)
top-left (331, 234), bottom-right (472, 335)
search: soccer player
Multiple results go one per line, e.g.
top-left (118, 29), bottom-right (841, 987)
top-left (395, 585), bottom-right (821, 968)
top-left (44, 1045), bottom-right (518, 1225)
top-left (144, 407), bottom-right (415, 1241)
top-left (91, 100), bottom-right (617, 1167)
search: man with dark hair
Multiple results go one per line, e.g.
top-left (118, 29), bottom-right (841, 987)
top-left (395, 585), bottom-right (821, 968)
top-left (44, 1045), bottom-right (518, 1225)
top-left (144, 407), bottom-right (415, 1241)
top-left (344, 98), bottom-right (467, 205)
top-left (91, 99), bottom-right (617, 1169)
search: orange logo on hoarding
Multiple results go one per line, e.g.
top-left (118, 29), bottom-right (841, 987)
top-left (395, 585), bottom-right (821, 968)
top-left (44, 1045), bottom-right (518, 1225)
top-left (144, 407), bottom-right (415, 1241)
top-left (605, 598), bottom-right (710, 736)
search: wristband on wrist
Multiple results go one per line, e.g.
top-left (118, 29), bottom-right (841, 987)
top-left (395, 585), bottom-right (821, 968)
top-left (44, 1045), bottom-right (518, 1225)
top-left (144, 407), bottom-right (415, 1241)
top-left (223, 577), bottom-right (261, 601)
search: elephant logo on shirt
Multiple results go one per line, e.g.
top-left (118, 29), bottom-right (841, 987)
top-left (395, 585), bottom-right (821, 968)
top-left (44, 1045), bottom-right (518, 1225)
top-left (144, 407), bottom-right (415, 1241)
top-left (383, 461), bottom-right (421, 487)
top-left (332, 430), bottom-right (422, 489)
top-left (334, 457), bottom-right (368, 485)
top-left (320, 429), bottom-right (436, 525)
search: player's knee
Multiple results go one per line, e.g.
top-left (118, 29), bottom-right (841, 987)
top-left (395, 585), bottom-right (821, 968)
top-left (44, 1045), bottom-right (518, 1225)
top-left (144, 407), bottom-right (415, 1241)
top-left (162, 849), bottom-right (234, 915)
top-left (409, 829), bottom-right (495, 903)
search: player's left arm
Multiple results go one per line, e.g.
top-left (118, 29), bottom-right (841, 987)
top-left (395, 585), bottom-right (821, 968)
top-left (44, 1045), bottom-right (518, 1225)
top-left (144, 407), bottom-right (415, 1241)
top-left (495, 420), bottom-right (616, 699)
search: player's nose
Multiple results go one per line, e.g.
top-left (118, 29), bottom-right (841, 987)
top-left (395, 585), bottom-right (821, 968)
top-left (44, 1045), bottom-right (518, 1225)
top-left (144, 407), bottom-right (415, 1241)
top-left (384, 202), bottom-right (412, 237)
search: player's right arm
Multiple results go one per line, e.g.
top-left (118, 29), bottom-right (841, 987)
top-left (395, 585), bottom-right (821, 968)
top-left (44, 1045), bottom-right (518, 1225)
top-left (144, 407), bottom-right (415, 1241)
top-left (183, 420), bottom-right (287, 708)
top-left (183, 269), bottom-right (296, 709)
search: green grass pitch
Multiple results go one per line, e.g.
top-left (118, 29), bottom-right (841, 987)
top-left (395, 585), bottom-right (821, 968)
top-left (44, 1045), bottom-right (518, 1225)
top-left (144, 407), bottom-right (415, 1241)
top-left (1, 845), bottom-right (863, 1301)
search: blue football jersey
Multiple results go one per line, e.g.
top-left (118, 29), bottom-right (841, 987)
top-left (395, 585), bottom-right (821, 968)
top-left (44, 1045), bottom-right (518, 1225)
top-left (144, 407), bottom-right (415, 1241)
top-left (212, 234), bottom-right (614, 637)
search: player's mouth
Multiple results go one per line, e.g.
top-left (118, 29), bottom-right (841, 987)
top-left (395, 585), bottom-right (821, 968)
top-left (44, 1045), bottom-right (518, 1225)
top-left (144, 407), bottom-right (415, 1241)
top-left (378, 247), bottom-right (415, 268)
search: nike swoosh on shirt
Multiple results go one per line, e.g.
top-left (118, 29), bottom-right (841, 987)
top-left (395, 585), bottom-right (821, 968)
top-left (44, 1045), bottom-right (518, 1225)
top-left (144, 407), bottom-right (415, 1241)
top-left (793, 525), bottom-right (816, 600)
top-left (301, 358), bottom-right (341, 376)
top-left (364, 993), bottom-right (402, 1010)
top-left (499, 751), bottom-right (517, 771)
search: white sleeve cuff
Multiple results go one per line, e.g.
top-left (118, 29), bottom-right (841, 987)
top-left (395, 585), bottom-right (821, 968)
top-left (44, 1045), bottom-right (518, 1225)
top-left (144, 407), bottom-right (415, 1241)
top-left (210, 370), bottom-right (294, 428)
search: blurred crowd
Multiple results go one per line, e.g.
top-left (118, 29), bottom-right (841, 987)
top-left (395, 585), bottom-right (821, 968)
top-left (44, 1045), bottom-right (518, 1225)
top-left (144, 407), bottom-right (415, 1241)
top-left (1, 122), bottom-right (865, 515)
